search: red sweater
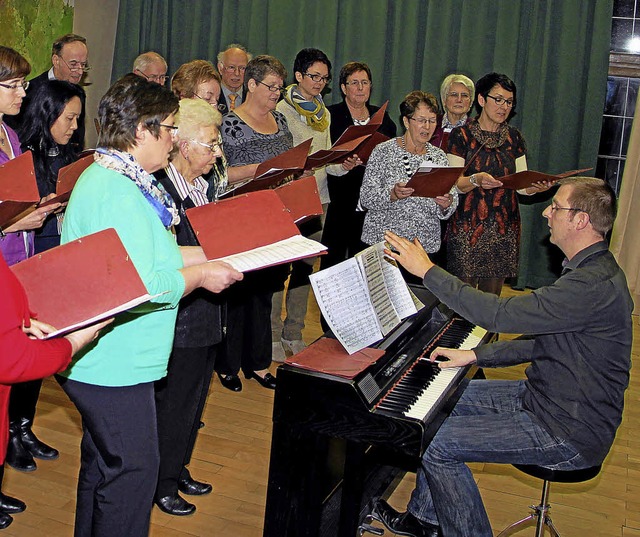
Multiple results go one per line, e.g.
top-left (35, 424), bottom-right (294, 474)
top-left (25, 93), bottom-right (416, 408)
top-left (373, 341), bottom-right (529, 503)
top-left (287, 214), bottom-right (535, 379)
top-left (0, 254), bottom-right (71, 462)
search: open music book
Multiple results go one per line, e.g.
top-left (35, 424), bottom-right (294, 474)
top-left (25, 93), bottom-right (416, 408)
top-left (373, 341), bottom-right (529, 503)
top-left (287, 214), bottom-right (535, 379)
top-left (405, 164), bottom-right (464, 198)
top-left (310, 242), bottom-right (423, 354)
top-left (186, 189), bottom-right (326, 272)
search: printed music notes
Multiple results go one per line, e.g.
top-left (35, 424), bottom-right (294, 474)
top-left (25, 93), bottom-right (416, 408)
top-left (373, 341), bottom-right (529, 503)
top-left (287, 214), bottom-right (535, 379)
top-left (310, 242), bottom-right (421, 354)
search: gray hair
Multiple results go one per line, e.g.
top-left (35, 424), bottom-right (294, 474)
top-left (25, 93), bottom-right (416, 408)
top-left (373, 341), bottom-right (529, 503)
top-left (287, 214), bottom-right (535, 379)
top-left (440, 73), bottom-right (475, 107)
top-left (174, 98), bottom-right (221, 143)
top-left (133, 51), bottom-right (167, 72)
top-left (217, 43), bottom-right (253, 64)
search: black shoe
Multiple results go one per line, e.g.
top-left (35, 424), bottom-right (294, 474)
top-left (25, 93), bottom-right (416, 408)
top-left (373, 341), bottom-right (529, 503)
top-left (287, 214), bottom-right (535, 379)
top-left (178, 475), bottom-right (212, 496)
top-left (5, 423), bottom-right (36, 472)
top-left (372, 499), bottom-right (439, 537)
top-left (217, 373), bottom-right (242, 392)
top-left (155, 494), bottom-right (196, 516)
top-left (0, 493), bottom-right (26, 514)
top-left (0, 511), bottom-right (12, 529)
top-left (18, 418), bottom-right (59, 460)
top-left (244, 371), bottom-right (276, 390)
top-left (198, 421), bottom-right (205, 429)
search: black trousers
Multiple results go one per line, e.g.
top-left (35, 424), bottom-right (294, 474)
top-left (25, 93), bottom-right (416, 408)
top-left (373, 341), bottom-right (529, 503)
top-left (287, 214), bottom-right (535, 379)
top-left (58, 377), bottom-right (158, 537)
top-left (155, 344), bottom-right (216, 498)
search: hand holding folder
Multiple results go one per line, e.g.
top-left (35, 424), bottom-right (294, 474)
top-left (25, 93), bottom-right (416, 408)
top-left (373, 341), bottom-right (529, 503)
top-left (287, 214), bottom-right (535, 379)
top-left (500, 167), bottom-right (592, 190)
top-left (405, 165), bottom-right (464, 198)
top-left (10, 228), bottom-right (156, 338)
top-left (186, 189), bottom-right (326, 272)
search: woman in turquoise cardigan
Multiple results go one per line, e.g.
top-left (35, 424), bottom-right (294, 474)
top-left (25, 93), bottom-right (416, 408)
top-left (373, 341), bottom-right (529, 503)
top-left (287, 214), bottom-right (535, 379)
top-left (59, 74), bottom-right (242, 537)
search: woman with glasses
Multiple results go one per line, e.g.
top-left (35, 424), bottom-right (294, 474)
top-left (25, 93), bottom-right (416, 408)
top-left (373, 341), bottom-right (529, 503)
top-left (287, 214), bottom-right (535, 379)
top-left (445, 72), bottom-right (549, 296)
top-left (171, 60), bottom-right (222, 109)
top-left (58, 73), bottom-right (242, 536)
top-left (2, 80), bottom-right (84, 476)
top-left (359, 91), bottom-right (457, 276)
top-left (272, 48), bottom-right (360, 360)
top-left (320, 61), bottom-right (397, 275)
top-left (431, 73), bottom-right (475, 150)
top-left (215, 55), bottom-right (292, 392)
top-left (152, 98), bottom-right (226, 516)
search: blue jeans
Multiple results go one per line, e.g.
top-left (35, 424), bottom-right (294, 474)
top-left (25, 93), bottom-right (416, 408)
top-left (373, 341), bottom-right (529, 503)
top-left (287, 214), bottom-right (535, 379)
top-left (407, 380), bottom-right (587, 537)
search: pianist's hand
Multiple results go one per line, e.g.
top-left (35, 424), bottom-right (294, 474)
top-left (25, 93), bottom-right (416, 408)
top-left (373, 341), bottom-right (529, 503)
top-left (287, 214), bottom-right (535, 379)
top-left (384, 231), bottom-right (434, 279)
top-left (430, 347), bottom-right (477, 369)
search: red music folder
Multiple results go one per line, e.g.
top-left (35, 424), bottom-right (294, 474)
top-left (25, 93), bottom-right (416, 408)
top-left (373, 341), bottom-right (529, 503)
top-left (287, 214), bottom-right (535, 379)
top-left (356, 131), bottom-right (390, 164)
top-left (284, 337), bottom-right (385, 379)
top-left (406, 165), bottom-right (464, 198)
top-left (231, 139), bottom-right (313, 196)
top-left (275, 175), bottom-right (323, 224)
top-left (500, 167), bottom-right (592, 190)
top-left (0, 151), bottom-right (40, 228)
top-left (10, 228), bottom-right (155, 338)
top-left (185, 189), bottom-right (327, 272)
top-left (40, 153), bottom-right (95, 208)
top-left (305, 134), bottom-right (371, 169)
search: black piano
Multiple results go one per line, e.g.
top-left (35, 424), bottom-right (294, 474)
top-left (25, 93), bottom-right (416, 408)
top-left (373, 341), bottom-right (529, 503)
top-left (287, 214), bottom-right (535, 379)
top-left (263, 286), bottom-right (493, 537)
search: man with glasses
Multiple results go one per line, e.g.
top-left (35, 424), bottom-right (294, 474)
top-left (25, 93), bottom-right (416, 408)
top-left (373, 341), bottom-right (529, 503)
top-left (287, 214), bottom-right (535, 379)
top-left (8, 34), bottom-right (88, 149)
top-left (216, 44), bottom-right (251, 113)
top-left (378, 177), bottom-right (632, 537)
top-left (133, 51), bottom-right (168, 85)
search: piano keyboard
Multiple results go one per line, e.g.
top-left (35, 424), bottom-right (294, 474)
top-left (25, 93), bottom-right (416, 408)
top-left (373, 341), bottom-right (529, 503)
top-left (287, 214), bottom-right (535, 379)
top-left (375, 320), bottom-right (487, 421)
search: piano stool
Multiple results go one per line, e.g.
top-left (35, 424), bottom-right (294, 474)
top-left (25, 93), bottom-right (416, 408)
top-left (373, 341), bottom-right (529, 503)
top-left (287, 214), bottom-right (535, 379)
top-left (496, 463), bottom-right (601, 537)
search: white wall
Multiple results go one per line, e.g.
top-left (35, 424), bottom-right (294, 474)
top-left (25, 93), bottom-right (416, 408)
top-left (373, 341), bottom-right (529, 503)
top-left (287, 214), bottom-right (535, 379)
top-left (73, 0), bottom-right (120, 148)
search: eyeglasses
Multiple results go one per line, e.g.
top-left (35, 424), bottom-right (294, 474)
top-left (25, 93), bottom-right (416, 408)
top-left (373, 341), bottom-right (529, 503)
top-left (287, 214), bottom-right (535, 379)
top-left (447, 91), bottom-right (470, 100)
top-left (409, 117), bottom-right (438, 126)
top-left (194, 92), bottom-right (219, 105)
top-left (258, 80), bottom-right (285, 93)
top-left (59, 57), bottom-right (91, 73)
top-left (159, 124), bottom-right (179, 139)
top-left (222, 64), bottom-right (246, 74)
top-left (486, 94), bottom-right (514, 107)
top-left (549, 203), bottom-right (585, 214)
top-left (136, 69), bottom-right (167, 84)
top-left (303, 72), bottom-right (331, 84)
top-left (191, 138), bottom-right (223, 154)
top-left (344, 80), bottom-right (371, 87)
top-left (0, 80), bottom-right (29, 91)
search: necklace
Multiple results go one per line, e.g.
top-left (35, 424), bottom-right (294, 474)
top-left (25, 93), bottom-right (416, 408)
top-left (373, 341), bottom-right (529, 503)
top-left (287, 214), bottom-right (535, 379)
top-left (347, 103), bottom-right (369, 122)
top-left (401, 133), bottom-right (426, 155)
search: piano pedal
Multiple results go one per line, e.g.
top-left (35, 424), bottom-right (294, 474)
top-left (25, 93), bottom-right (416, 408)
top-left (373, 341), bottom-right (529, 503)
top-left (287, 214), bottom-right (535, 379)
top-left (358, 513), bottom-right (385, 535)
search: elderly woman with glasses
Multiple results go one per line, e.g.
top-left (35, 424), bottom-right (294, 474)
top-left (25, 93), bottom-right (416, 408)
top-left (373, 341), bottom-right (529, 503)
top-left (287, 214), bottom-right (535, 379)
top-left (445, 72), bottom-right (550, 296)
top-left (431, 73), bottom-right (475, 150)
top-left (151, 98), bottom-right (226, 517)
top-left (320, 61), bottom-right (397, 275)
top-left (359, 90), bottom-right (457, 279)
top-left (58, 73), bottom-right (242, 536)
top-left (271, 48), bottom-right (361, 360)
top-left (171, 60), bottom-right (222, 109)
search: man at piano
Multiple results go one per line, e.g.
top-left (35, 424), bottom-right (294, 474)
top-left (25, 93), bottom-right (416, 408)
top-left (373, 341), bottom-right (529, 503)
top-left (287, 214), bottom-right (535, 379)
top-left (380, 176), bottom-right (632, 537)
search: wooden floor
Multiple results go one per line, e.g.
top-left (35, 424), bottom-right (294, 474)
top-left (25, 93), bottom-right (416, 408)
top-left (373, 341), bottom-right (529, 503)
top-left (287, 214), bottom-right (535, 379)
top-left (3, 286), bottom-right (640, 536)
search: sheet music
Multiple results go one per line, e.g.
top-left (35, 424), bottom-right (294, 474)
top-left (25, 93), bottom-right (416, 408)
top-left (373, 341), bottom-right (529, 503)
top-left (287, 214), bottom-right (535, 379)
top-left (215, 235), bottom-right (326, 272)
top-left (356, 244), bottom-right (400, 335)
top-left (310, 241), bottom-right (421, 354)
top-left (310, 261), bottom-right (383, 354)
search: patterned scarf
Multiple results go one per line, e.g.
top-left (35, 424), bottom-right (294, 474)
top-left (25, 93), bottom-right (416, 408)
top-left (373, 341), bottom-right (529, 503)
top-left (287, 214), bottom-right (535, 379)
top-left (94, 148), bottom-right (179, 228)
top-left (468, 119), bottom-right (509, 149)
top-left (283, 85), bottom-right (329, 132)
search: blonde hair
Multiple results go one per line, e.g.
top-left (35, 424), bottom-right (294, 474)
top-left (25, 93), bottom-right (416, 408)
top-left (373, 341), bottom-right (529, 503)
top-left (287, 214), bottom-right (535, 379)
top-left (171, 60), bottom-right (221, 99)
top-left (440, 73), bottom-right (475, 107)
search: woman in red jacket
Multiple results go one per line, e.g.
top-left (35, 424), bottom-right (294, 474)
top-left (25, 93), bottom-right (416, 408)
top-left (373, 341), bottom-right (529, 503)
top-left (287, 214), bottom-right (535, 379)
top-left (0, 252), bottom-right (106, 529)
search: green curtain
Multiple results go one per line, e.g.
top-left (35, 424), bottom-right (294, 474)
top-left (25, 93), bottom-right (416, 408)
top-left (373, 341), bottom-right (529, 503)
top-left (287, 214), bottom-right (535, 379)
top-left (113, 0), bottom-right (613, 287)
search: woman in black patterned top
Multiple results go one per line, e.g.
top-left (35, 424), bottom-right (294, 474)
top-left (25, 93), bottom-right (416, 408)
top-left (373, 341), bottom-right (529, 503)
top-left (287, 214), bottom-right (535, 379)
top-left (446, 72), bottom-right (550, 295)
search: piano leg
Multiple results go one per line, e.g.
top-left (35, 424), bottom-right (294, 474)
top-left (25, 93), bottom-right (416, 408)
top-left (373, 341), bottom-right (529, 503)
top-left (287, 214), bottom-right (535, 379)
top-left (264, 423), bottom-right (328, 537)
top-left (339, 442), bottom-right (367, 537)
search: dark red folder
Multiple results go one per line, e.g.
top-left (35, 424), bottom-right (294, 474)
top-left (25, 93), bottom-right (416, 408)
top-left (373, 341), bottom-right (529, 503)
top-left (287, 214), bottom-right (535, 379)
top-left (10, 228), bottom-right (153, 338)
top-left (275, 176), bottom-right (323, 224)
top-left (406, 166), bottom-right (464, 198)
top-left (40, 153), bottom-right (95, 208)
top-left (500, 167), bottom-right (593, 190)
top-left (0, 151), bottom-right (40, 228)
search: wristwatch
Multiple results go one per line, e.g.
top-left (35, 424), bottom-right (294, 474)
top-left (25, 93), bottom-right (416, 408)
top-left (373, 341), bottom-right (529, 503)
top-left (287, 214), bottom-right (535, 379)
top-left (469, 174), bottom-right (479, 187)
